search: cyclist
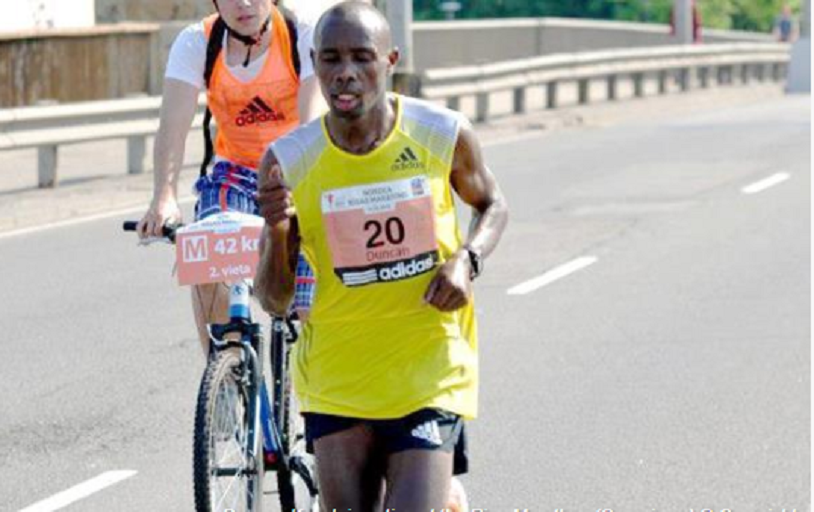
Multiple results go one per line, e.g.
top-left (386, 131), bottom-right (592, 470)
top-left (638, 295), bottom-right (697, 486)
top-left (136, 0), bottom-right (324, 352)
top-left (255, 2), bottom-right (509, 509)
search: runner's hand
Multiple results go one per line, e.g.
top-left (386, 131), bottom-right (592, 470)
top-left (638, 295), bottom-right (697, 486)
top-left (137, 197), bottom-right (182, 239)
top-left (258, 163), bottom-right (295, 229)
top-left (424, 251), bottom-right (472, 312)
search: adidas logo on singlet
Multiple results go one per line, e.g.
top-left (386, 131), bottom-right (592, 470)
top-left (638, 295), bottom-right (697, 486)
top-left (391, 147), bottom-right (424, 171)
top-left (411, 420), bottom-right (443, 446)
top-left (235, 96), bottom-right (286, 127)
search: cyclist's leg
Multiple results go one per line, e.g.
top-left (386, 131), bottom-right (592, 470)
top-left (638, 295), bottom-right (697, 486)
top-left (306, 414), bottom-right (385, 510)
top-left (192, 283), bottom-right (230, 354)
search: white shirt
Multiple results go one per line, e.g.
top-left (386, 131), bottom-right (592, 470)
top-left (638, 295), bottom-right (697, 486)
top-left (165, 15), bottom-right (315, 88)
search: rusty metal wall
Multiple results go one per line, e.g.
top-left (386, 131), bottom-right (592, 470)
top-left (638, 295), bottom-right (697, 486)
top-left (0, 25), bottom-right (157, 108)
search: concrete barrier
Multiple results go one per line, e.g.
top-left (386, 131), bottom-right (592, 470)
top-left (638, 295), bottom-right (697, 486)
top-left (418, 43), bottom-right (789, 122)
top-left (0, 24), bottom-right (159, 108)
top-left (412, 18), bottom-right (775, 70)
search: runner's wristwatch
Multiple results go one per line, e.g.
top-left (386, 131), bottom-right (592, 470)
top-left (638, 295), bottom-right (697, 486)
top-left (465, 246), bottom-right (483, 280)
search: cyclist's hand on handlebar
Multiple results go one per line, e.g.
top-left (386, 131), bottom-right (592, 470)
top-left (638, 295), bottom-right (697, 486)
top-left (423, 251), bottom-right (473, 312)
top-left (137, 197), bottom-right (182, 239)
top-left (257, 163), bottom-right (295, 229)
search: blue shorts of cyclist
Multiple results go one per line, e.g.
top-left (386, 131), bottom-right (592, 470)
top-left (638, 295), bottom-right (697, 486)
top-left (195, 161), bottom-right (315, 314)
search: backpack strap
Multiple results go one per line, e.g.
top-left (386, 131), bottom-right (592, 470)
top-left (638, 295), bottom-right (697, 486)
top-left (279, 7), bottom-right (301, 79)
top-left (200, 16), bottom-right (227, 178)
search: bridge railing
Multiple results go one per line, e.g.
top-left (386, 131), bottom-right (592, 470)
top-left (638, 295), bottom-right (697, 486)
top-left (0, 43), bottom-right (790, 188)
top-left (0, 95), bottom-right (206, 188)
top-left (418, 43), bottom-right (790, 122)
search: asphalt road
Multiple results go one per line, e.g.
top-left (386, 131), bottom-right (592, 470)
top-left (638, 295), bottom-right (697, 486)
top-left (0, 92), bottom-right (809, 512)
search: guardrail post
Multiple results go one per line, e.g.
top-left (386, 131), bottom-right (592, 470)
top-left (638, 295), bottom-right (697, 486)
top-left (606, 75), bottom-right (618, 101)
top-left (38, 145), bottom-right (58, 188)
top-left (578, 79), bottom-right (590, 104)
top-left (658, 70), bottom-right (668, 94)
top-left (678, 68), bottom-right (691, 92)
top-left (771, 62), bottom-right (782, 81)
top-left (716, 66), bottom-right (728, 85)
top-left (128, 136), bottom-right (149, 175)
top-left (741, 64), bottom-right (751, 84)
top-left (756, 63), bottom-right (767, 82)
top-left (475, 92), bottom-right (490, 122)
top-left (513, 87), bottom-right (526, 114)
top-left (632, 73), bottom-right (645, 97)
top-left (546, 82), bottom-right (559, 109)
top-left (699, 67), bottom-right (710, 88)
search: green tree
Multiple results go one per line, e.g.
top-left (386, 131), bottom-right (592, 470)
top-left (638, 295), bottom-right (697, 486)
top-left (413, 0), bottom-right (802, 33)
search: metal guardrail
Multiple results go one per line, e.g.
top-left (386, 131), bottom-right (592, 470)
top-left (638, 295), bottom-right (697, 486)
top-left (0, 43), bottom-right (790, 188)
top-left (0, 95), bottom-right (206, 188)
top-left (418, 43), bottom-right (790, 122)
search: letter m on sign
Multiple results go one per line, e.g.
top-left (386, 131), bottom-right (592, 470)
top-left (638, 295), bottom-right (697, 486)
top-left (182, 235), bottom-right (209, 263)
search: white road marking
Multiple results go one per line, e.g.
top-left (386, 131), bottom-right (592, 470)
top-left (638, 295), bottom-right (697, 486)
top-left (507, 256), bottom-right (599, 295)
top-left (18, 470), bottom-right (137, 512)
top-left (0, 196), bottom-right (195, 241)
top-left (741, 172), bottom-right (791, 195)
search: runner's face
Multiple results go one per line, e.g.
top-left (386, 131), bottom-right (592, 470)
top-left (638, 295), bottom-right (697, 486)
top-left (314, 17), bottom-right (397, 120)
top-left (215, 0), bottom-right (271, 37)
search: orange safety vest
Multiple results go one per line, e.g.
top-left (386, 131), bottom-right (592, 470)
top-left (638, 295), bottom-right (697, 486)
top-left (203, 7), bottom-right (300, 170)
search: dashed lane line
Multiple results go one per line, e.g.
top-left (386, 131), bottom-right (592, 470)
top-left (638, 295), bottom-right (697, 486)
top-left (741, 172), bottom-right (791, 195)
top-left (18, 470), bottom-right (137, 512)
top-left (507, 256), bottom-right (599, 295)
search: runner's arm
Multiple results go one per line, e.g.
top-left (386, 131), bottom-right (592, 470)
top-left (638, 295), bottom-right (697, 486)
top-left (424, 121), bottom-right (509, 311)
top-left (137, 78), bottom-right (199, 237)
top-left (255, 150), bottom-right (301, 316)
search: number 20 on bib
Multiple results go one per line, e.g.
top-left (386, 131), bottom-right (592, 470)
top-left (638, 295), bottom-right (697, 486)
top-left (322, 176), bottom-right (439, 287)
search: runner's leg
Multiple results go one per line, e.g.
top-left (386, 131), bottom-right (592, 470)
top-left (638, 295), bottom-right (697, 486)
top-left (312, 423), bottom-right (385, 510)
top-left (384, 449), bottom-right (453, 509)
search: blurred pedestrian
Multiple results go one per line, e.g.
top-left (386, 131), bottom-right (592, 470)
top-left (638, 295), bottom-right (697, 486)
top-left (773, 3), bottom-right (798, 42)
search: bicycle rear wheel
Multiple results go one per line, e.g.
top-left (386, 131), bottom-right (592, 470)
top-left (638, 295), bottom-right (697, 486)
top-left (194, 349), bottom-right (265, 512)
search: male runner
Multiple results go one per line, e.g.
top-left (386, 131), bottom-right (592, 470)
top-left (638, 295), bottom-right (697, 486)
top-left (255, 2), bottom-right (509, 509)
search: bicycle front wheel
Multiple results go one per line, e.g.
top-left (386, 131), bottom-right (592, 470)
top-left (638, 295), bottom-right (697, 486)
top-left (194, 349), bottom-right (265, 512)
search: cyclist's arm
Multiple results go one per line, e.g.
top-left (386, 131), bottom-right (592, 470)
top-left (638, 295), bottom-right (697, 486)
top-left (424, 121), bottom-right (509, 311)
top-left (298, 75), bottom-right (327, 123)
top-left (255, 150), bottom-right (300, 316)
top-left (138, 78), bottom-right (199, 236)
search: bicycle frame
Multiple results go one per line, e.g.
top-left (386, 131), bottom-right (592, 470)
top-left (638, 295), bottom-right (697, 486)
top-left (208, 280), bottom-right (287, 472)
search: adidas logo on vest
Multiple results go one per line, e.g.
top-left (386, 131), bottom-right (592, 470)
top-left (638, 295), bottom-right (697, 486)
top-left (411, 420), bottom-right (443, 446)
top-left (235, 96), bottom-right (286, 127)
top-left (391, 147), bottom-right (424, 171)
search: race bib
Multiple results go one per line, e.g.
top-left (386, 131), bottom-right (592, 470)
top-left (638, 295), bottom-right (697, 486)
top-left (322, 176), bottom-right (439, 287)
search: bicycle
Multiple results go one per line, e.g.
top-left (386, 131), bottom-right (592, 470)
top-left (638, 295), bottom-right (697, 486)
top-left (123, 211), bottom-right (319, 512)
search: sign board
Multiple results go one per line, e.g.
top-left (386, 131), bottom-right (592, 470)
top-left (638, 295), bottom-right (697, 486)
top-left (175, 212), bottom-right (265, 286)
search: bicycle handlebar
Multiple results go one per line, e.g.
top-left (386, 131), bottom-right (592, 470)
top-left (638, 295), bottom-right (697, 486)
top-left (122, 221), bottom-right (180, 243)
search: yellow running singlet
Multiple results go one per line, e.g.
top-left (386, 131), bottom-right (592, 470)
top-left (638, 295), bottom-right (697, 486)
top-left (271, 94), bottom-right (478, 420)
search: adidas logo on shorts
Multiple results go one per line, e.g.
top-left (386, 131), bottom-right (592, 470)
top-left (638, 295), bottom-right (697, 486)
top-left (391, 147), bottom-right (424, 171)
top-left (235, 96), bottom-right (286, 127)
top-left (411, 420), bottom-right (443, 446)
